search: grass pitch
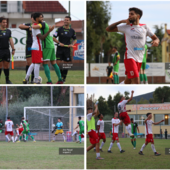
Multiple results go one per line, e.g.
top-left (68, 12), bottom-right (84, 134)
top-left (0, 141), bottom-right (84, 169)
top-left (0, 70), bottom-right (84, 84)
top-left (87, 137), bottom-right (170, 169)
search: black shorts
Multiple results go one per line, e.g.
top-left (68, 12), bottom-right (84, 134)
top-left (26, 45), bottom-right (32, 58)
top-left (107, 72), bottom-right (111, 77)
top-left (0, 49), bottom-right (10, 62)
top-left (56, 47), bottom-right (71, 62)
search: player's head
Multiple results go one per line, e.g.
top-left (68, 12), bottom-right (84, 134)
top-left (87, 107), bottom-right (93, 114)
top-left (129, 7), bottom-right (143, 23)
top-left (78, 116), bottom-right (81, 120)
top-left (120, 95), bottom-right (125, 101)
top-left (31, 13), bottom-right (35, 23)
top-left (112, 47), bottom-right (117, 53)
top-left (7, 117), bottom-right (10, 120)
top-left (22, 117), bottom-right (25, 120)
top-left (146, 112), bottom-right (152, 119)
top-left (0, 119), bottom-right (2, 123)
top-left (98, 113), bottom-right (103, 119)
top-left (64, 16), bottom-right (71, 26)
top-left (114, 112), bottom-right (118, 118)
top-left (131, 118), bottom-right (134, 123)
top-left (33, 13), bottom-right (43, 23)
top-left (108, 61), bottom-right (111, 66)
top-left (26, 119), bottom-right (28, 123)
top-left (58, 118), bottom-right (61, 122)
top-left (0, 17), bottom-right (7, 28)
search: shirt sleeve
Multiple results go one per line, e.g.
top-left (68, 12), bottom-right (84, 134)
top-left (38, 22), bottom-right (45, 30)
top-left (116, 52), bottom-right (120, 58)
top-left (53, 28), bottom-right (59, 38)
top-left (61, 122), bottom-right (63, 126)
top-left (123, 100), bottom-right (128, 105)
top-left (9, 30), bottom-right (12, 39)
top-left (117, 24), bottom-right (128, 33)
top-left (97, 120), bottom-right (100, 126)
top-left (72, 29), bottom-right (77, 40)
top-left (146, 25), bottom-right (154, 38)
top-left (112, 119), bottom-right (115, 124)
top-left (87, 113), bottom-right (93, 121)
top-left (33, 29), bottom-right (41, 36)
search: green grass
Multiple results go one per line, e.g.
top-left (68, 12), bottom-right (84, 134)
top-left (87, 137), bottom-right (170, 169)
top-left (0, 141), bottom-right (84, 169)
top-left (0, 70), bottom-right (84, 84)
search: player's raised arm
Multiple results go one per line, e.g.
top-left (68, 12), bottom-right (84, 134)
top-left (92, 103), bottom-right (98, 116)
top-left (127, 90), bottom-right (134, 103)
top-left (153, 119), bottom-right (164, 125)
top-left (106, 19), bottom-right (129, 32)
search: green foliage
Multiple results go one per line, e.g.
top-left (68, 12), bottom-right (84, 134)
top-left (137, 97), bottom-right (149, 104)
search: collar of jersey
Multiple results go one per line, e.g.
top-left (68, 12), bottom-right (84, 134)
top-left (63, 26), bottom-right (70, 29)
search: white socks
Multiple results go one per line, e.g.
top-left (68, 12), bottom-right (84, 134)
top-left (140, 143), bottom-right (146, 151)
top-left (6, 135), bottom-right (9, 141)
top-left (53, 136), bottom-right (56, 141)
top-left (117, 142), bottom-right (122, 151)
top-left (151, 144), bottom-right (156, 153)
top-left (100, 142), bottom-right (105, 149)
top-left (26, 63), bottom-right (34, 80)
top-left (108, 142), bottom-right (113, 151)
top-left (34, 64), bottom-right (40, 83)
top-left (63, 134), bottom-right (65, 141)
top-left (11, 136), bottom-right (14, 142)
top-left (126, 124), bottom-right (132, 136)
top-left (96, 152), bottom-right (100, 158)
top-left (15, 136), bottom-right (18, 142)
top-left (16, 130), bottom-right (19, 135)
top-left (72, 131), bottom-right (77, 136)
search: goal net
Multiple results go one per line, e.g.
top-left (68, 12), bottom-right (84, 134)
top-left (24, 106), bottom-right (84, 141)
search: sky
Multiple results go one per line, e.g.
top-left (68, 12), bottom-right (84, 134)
top-left (59, 1), bottom-right (84, 20)
top-left (86, 85), bottom-right (170, 100)
top-left (109, 1), bottom-right (170, 33)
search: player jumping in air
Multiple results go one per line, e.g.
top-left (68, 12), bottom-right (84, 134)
top-left (118, 90), bottom-right (134, 137)
top-left (5, 117), bottom-right (15, 142)
top-left (106, 7), bottom-right (159, 84)
top-left (140, 44), bottom-right (148, 84)
top-left (87, 103), bottom-right (104, 160)
top-left (111, 47), bottom-right (120, 84)
top-left (51, 118), bottom-right (66, 142)
top-left (139, 113), bottom-right (164, 156)
top-left (106, 62), bottom-right (113, 84)
top-left (130, 118), bottom-right (140, 149)
top-left (108, 112), bottom-right (125, 153)
top-left (74, 116), bottom-right (84, 144)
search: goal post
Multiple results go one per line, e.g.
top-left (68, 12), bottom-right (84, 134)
top-left (24, 106), bottom-right (84, 141)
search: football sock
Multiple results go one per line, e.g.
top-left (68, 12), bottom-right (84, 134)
top-left (96, 153), bottom-right (100, 157)
top-left (15, 136), bottom-right (18, 141)
top-left (26, 65), bottom-right (29, 74)
top-left (53, 136), bottom-right (56, 141)
top-left (79, 135), bottom-right (82, 142)
top-left (126, 124), bottom-right (132, 136)
top-left (72, 131), bottom-right (77, 136)
top-left (25, 63), bottom-right (34, 80)
top-left (117, 142), bottom-right (122, 151)
top-left (16, 130), bottom-right (19, 135)
top-left (140, 143), bottom-right (146, 151)
top-left (43, 64), bottom-right (51, 82)
top-left (11, 136), bottom-right (14, 142)
top-left (6, 135), bottom-right (9, 141)
top-left (151, 144), bottom-right (156, 152)
top-left (31, 136), bottom-right (35, 141)
top-left (111, 79), bottom-right (113, 83)
top-left (63, 70), bottom-right (68, 79)
top-left (117, 75), bottom-right (119, 84)
top-left (31, 69), bottom-right (34, 82)
top-left (131, 141), bottom-right (134, 146)
top-left (63, 134), bottom-right (66, 141)
top-left (106, 79), bottom-right (108, 83)
top-left (144, 74), bottom-right (148, 83)
top-left (19, 136), bottom-right (22, 140)
top-left (108, 142), bottom-right (113, 150)
top-left (134, 140), bottom-right (136, 147)
top-left (52, 64), bottom-right (62, 81)
top-left (114, 74), bottom-right (117, 84)
top-left (60, 69), bottom-right (63, 78)
top-left (100, 141), bottom-right (105, 149)
top-left (94, 147), bottom-right (96, 150)
top-left (140, 74), bottom-right (144, 84)
top-left (26, 136), bottom-right (28, 140)
top-left (4, 69), bottom-right (9, 81)
top-left (34, 64), bottom-right (40, 83)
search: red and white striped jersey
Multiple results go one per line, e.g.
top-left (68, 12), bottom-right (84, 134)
top-left (112, 118), bottom-right (120, 133)
top-left (145, 120), bottom-right (154, 135)
top-left (97, 119), bottom-right (104, 133)
top-left (118, 100), bottom-right (128, 113)
top-left (5, 120), bottom-right (13, 132)
top-left (117, 24), bottom-right (154, 63)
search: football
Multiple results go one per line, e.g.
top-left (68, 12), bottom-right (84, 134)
top-left (38, 76), bottom-right (42, 84)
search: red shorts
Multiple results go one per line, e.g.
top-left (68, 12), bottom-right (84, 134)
top-left (112, 133), bottom-right (119, 141)
top-left (119, 112), bottom-right (130, 124)
top-left (81, 134), bottom-right (84, 138)
top-left (88, 130), bottom-right (99, 145)
top-left (145, 134), bottom-right (154, 143)
top-left (5, 131), bottom-right (14, 136)
top-left (97, 132), bottom-right (106, 140)
top-left (124, 58), bottom-right (142, 79)
top-left (32, 50), bottom-right (43, 63)
top-left (19, 128), bottom-right (23, 134)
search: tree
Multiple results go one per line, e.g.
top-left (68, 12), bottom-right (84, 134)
top-left (137, 98), bottom-right (149, 104)
top-left (98, 96), bottom-right (111, 116)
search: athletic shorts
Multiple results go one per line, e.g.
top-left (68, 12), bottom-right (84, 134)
top-left (19, 128), bottom-right (23, 135)
top-left (119, 112), bottom-right (131, 124)
top-left (130, 134), bottom-right (137, 139)
top-left (113, 65), bottom-right (119, 73)
top-left (43, 48), bottom-right (56, 61)
top-left (107, 71), bottom-right (112, 77)
top-left (88, 130), bottom-right (99, 145)
top-left (145, 134), bottom-right (154, 143)
top-left (26, 45), bottom-right (32, 58)
top-left (81, 134), bottom-right (84, 138)
top-left (5, 131), bottom-right (14, 136)
top-left (112, 133), bottom-right (119, 141)
top-left (0, 49), bottom-right (10, 62)
top-left (79, 129), bottom-right (84, 135)
top-left (124, 58), bottom-right (142, 79)
top-left (55, 129), bottom-right (64, 135)
top-left (22, 130), bottom-right (29, 135)
top-left (97, 132), bottom-right (106, 140)
top-left (141, 62), bottom-right (146, 70)
top-left (56, 47), bottom-right (71, 62)
top-left (32, 50), bottom-right (43, 63)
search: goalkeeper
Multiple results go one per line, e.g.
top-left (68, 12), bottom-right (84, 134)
top-left (51, 118), bottom-right (66, 142)
top-left (74, 116), bottom-right (84, 143)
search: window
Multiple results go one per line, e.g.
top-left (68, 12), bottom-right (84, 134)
top-left (0, 1), bottom-right (7, 12)
top-left (154, 114), bottom-right (164, 125)
top-left (128, 114), bottom-right (146, 126)
top-left (76, 94), bottom-right (84, 116)
top-left (165, 114), bottom-right (169, 125)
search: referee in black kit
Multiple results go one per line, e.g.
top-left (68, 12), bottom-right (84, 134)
top-left (19, 13), bottom-right (35, 83)
top-left (0, 17), bottom-right (15, 84)
top-left (53, 16), bottom-right (77, 83)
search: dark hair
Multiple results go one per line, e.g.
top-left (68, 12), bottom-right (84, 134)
top-left (98, 114), bottom-right (101, 118)
top-left (131, 118), bottom-right (133, 121)
top-left (87, 107), bottom-right (92, 110)
top-left (113, 47), bottom-right (117, 50)
top-left (7, 117), bottom-right (10, 119)
top-left (26, 119), bottom-right (28, 122)
top-left (65, 16), bottom-right (71, 21)
top-left (31, 13), bottom-right (34, 18)
top-left (146, 113), bottom-right (152, 117)
top-left (33, 13), bottom-right (43, 21)
top-left (120, 96), bottom-right (123, 101)
top-left (0, 17), bottom-right (7, 23)
top-left (58, 118), bottom-right (61, 120)
top-left (129, 7), bottom-right (143, 19)
top-left (78, 116), bottom-right (81, 120)
top-left (22, 117), bottom-right (24, 120)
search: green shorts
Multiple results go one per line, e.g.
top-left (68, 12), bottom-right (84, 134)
top-left (0, 130), bottom-right (2, 133)
top-left (141, 62), bottom-right (146, 70)
top-left (22, 130), bottom-right (29, 135)
top-left (43, 48), bottom-right (56, 61)
top-left (79, 129), bottom-right (84, 135)
top-left (113, 65), bottom-right (119, 73)
top-left (130, 135), bottom-right (137, 139)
